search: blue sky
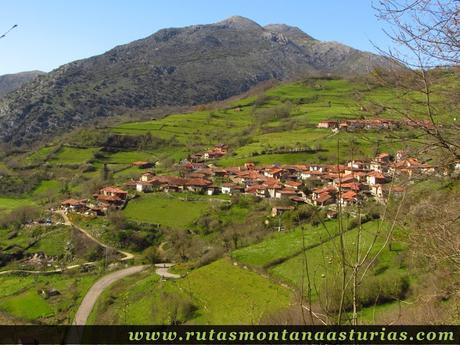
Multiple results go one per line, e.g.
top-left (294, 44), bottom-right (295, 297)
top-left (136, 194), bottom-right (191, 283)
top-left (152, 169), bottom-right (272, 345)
top-left (0, 0), bottom-right (392, 75)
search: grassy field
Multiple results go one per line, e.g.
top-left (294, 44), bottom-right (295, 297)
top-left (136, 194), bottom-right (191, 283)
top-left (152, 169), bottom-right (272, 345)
top-left (0, 197), bottom-right (34, 214)
top-left (110, 78), bottom-right (412, 168)
top-left (123, 193), bottom-right (210, 229)
top-left (50, 147), bottom-right (99, 165)
top-left (269, 220), bottom-right (407, 296)
top-left (0, 272), bottom-right (98, 323)
top-left (232, 220), bottom-right (342, 268)
top-left (32, 180), bottom-right (62, 197)
top-left (89, 259), bottom-right (292, 325)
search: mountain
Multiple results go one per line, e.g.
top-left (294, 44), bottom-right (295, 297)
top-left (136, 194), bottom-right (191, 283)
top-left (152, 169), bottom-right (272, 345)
top-left (0, 71), bottom-right (45, 98)
top-left (0, 16), bottom-right (390, 146)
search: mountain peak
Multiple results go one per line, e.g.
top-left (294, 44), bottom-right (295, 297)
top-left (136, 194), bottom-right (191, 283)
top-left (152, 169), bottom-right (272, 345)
top-left (217, 16), bottom-right (262, 30)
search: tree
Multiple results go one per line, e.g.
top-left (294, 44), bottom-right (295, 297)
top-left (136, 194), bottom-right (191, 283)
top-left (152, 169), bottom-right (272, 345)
top-left (107, 210), bottom-right (127, 230)
top-left (144, 246), bottom-right (161, 264)
top-left (371, 0), bottom-right (460, 162)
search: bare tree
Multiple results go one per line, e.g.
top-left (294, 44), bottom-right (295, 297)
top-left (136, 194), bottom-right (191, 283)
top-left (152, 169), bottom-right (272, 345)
top-left (0, 24), bottom-right (17, 40)
top-left (369, 0), bottom-right (460, 163)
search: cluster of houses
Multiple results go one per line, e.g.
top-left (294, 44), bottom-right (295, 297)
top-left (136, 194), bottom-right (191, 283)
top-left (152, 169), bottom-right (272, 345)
top-left (127, 151), bottom-right (436, 206)
top-left (189, 144), bottom-right (228, 163)
top-left (60, 147), bottom-right (439, 217)
top-left (61, 186), bottom-right (128, 216)
top-left (317, 118), bottom-right (435, 131)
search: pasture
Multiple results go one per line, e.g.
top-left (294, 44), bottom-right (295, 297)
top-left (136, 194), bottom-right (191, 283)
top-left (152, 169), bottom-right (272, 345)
top-left (123, 193), bottom-right (210, 229)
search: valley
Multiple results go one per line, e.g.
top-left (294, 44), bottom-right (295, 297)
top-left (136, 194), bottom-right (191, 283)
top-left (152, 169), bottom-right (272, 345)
top-left (0, 75), bottom-right (458, 325)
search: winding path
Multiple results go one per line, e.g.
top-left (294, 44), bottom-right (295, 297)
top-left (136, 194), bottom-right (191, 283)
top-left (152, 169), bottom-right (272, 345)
top-left (59, 210), bottom-right (134, 261)
top-left (1, 211), bottom-right (181, 325)
top-left (73, 265), bottom-right (149, 325)
top-left (155, 263), bottom-right (181, 279)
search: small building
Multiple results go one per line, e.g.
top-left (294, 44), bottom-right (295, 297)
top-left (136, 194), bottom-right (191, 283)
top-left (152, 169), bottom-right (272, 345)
top-left (271, 206), bottom-right (295, 217)
top-left (131, 161), bottom-right (153, 169)
top-left (317, 120), bottom-right (338, 129)
top-left (136, 180), bottom-right (160, 193)
top-left (140, 172), bottom-right (155, 182)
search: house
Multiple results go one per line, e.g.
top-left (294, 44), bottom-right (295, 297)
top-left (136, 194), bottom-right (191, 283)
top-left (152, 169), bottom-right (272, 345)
top-left (370, 160), bottom-right (385, 172)
top-left (338, 182), bottom-right (362, 192)
top-left (275, 188), bottom-right (298, 199)
top-left (317, 120), bottom-right (338, 129)
top-left (184, 178), bottom-right (212, 193)
top-left (309, 164), bottom-right (325, 172)
top-left (254, 185), bottom-right (269, 198)
top-left (301, 170), bottom-right (324, 181)
top-left (96, 186), bottom-right (128, 208)
top-left (206, 185), bottom-right (220, 196)
top-left (366, 171), bottom-right (387, 185)
top-left (312, 185), bottom-right (336, 200)
top-left (271, 206), bottom-right (295, 217)
top-left (339, 190), bottom-right (358, 206)
top-left (284, 180), bottom-right (302, 190)
top-left (267, 183), bottom-right (283, 198)
top-left (136, 180), bottom-right (161, 193)
top-left (347, 160), bottom-right (370, 170)
top-left (140, 172), bottom-right (155, 182)
top-left (61, 199), bottom-right (87, 212)
top-left (313, 192), bottom-right (333, 207)
top-left (221, 183), bottom-right (244, 195)
top-left (333, 174), bottom-right (356, 186)
top-left (264, 167), bottom-right (284, 179)
top-left (211, 168), bottom-right (227, 177)
top-left (371, 184), bottom-right (405, 200)
top-left (99, 187), bottom-right (128, 200)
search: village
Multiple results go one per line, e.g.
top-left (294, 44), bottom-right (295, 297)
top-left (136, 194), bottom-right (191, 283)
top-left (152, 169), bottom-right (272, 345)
top-left (317, 118), bottom-right (435, 131)
top-left (61, 142), bottom-right (438, 219)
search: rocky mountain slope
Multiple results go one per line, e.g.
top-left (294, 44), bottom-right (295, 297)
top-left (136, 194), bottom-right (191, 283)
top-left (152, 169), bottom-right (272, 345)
top-left (0, 16), bottom-right (389, 146)
top-left (0, 71), bottom-right (45, 98)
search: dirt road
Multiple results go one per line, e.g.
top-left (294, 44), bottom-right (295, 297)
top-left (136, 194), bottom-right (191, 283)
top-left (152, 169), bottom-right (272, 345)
top-left (72, 265), bottom-right (148, 325)
top-left (59, 210), bottom-right (134, 261)
top-left (155, 263), bottom-right (181, 279)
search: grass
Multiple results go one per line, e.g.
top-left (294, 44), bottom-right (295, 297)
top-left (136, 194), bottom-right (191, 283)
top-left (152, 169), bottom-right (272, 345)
top-left (103, 151), bottom-right (157, 164)
top-left (1, 289), bottom-right (55, 320)
top-left (232, 220), bottom-right (342, 268)
top-left (0, 272), bottom-right (98, 323)
top-left (51, 147), bottom-right (99, 165)
top-left (29, 227), bottom-right (71, 257)
top-left (175, 259), bottom-right (292, 324)
top-left (269, 220), bottom-right (407, 293)
top-left (32, 180), bottom-right (62, 197)
top-left (0, 197), bottom-right (34, 214)
top-left (123, 193), bottom-right (210, 229)
top-left (89, 259), bottom-right (292, 325)
top-left (26, 145), bottom-right (59, 164)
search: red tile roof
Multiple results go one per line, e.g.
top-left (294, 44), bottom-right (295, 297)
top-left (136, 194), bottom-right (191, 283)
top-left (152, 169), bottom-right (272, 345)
top-left (100, 187), bottom-right (128, 194)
